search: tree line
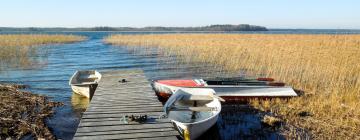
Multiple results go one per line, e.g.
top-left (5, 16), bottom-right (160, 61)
top-left (0, 24), bottom-right (267, 32)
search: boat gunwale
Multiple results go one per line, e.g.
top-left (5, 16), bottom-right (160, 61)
top-left (69, 70), bottom-right (102, 86)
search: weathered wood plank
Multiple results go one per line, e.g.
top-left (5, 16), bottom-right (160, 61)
top-left (75, 127), bottom-right (176, 136)
top-left (90, 97), bottom-right (160, 102)
top-left (86, 105), bottom-right (163, 110)
top-left (74, 70), bottom-right (178, 139)
top-left (88, 101), bottom-right (160, 106)
top-left (84, 107), bottom-right (164, 113)
top-left (88, 104), bottom-right (162, 109)
top-left (88, 104), bottom-right (163, 108)
top-left (83, 109), bottom-right (165, 115)
top-left (79, 118), bottom-right (171, 126)
top-left (82, 111), bottom-right (165, 119)
top-left (76, 123), bottom-right (174, 133)
top-left (74, 131), bottom-right (179, 140)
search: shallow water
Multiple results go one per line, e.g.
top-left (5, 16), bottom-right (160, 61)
top-left (1, 30), bottom-right (357, 139)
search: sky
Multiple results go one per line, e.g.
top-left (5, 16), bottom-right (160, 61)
top-left (0, 0), bottom-right (359, 29)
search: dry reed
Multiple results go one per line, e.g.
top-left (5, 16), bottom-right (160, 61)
top-left (105, 34), bottom-right (360, 139)
top-left (0, 34), bottom-right (86, 68)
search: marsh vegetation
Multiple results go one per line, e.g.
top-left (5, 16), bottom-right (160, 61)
top-left (0, 83), bottom-right (63, 139)
top-left (105, 34), bottom-right (360, 139)
top-left (0, 34), bottom-right (86, 69)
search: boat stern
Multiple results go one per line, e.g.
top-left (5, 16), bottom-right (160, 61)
top-left (171, 121), bottom-right (194, 140)
top-left (151, 79), bottom-right (206, 101)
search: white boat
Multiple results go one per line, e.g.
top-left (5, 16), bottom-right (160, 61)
top-left (164, 88), bottom-right (223, 140)
top-left (69, 70), bottom-right (102, 98)
top-left (152, 78), bottom-right (297, 102)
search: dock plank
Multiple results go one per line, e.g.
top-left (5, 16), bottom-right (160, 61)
top-left (74, 131), bottom-right (179, 140)
top-left (74, 70), bottom-right (179, 140)
top-left (75, 128), bottom-right (176, 136)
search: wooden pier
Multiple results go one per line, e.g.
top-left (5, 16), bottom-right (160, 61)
top-left (74, 70), bottom-right (179, 140)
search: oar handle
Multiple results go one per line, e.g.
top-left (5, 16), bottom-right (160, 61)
top-left (256, 77), bottom-right (275, 81)
top-left (210, 77), bottom-right (275, 82)
top-left (268, 82), bottom-right (285, 86)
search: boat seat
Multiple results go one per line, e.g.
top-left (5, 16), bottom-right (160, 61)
top-left (81, 81), bottom-right (97, 84)
top-left (169, 106), bottom-right (217, 111)
top-left (78, 78), bottom-right (97, 83)
top-left (181, 95), bottom-right (213, 101)
top-left (72, 81), bottom-right (97, 85)
top-left (79, 75), bottom-right (98, 79)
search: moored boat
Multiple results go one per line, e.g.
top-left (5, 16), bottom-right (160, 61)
top-left (152, 78), bottom-right (297, 101)
top-left (69, 70), bottom-right (102, 98)
top-left (164, 88), bottom-right (223, 140)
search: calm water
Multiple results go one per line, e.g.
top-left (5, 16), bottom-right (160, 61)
top-left (1, 30), bottom-right (359, 139)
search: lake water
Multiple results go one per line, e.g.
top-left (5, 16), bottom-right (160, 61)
top-left (1, 30), bottom-right (359, 139)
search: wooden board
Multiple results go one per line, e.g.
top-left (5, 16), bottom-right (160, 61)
top-left (74, 70), bottom-right (179, 140)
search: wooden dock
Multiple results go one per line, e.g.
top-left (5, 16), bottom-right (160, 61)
top-left (74, 70), bottom-right (179, 140)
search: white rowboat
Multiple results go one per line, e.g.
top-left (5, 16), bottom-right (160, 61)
top-left (164, 88), bottom-right (222, 140)
top-left (69, 70), bottom-right (101, 98)
top-left (152, 79), bottom-right (297, 102)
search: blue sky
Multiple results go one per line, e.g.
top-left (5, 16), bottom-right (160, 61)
top-left (0, 0), bottom-right (359, 29)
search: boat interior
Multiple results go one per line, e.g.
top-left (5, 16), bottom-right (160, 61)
top-left (71, 71), bottom-right (101, 85)
top-left (171, 95), bottom-right (215, 111)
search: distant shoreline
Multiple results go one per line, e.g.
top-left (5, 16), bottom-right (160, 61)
top-left (1, 30), bottom-right (360, 35)
top-left (0, 24), bottom-right (268, 32)
top-left (1, 29), bottom-right (360, 35)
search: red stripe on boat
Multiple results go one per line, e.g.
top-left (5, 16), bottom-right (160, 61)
top-left (157, 80), bottom-right (204, 87)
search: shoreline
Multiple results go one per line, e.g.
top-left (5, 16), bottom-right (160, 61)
top-left (0, 83), bottom-right (63, 139)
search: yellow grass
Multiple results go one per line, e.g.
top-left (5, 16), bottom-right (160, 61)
top-left (0, 34), bottom-right (86, 47)
top-left (105, 34), bottom-right (360, 139)
top-left (0, 34), bottom-right (86, 68)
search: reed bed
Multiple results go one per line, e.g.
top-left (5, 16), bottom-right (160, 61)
top-left (105, 34), bottom-right (360, 139)
top-left (0, 34), bottom-right (86, 68)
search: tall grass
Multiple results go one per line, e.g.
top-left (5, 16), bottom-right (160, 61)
top-left (105, 34), bottom-right (360, 139)
top-left (0, 34), bottom-right (86, 69)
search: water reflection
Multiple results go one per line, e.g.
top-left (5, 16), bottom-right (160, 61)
top-left (0, 46), bottom-right (50, 71)
top-left (71, 93), bottom-right (89, 112)
top-left (218, 104), bottom-right (285, 140)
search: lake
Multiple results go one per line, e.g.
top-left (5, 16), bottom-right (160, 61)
top-left (1, 30), bottom-right (359, 139)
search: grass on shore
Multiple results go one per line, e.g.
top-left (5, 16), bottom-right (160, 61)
top-left (0, 34), bottom-right (86, 68)
top-left (105, 34), bottom-right (360, 139)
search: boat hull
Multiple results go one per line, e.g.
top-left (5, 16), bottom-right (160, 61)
top-left (152, 80), bottom-right (298, 102)
top-left (165, 88), bottom-right (221, 140)
top-left (172, 114), bottom-right (218, 140)
top-left (71, 84), bottom-right (97, 99)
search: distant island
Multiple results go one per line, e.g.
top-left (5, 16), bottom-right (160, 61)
top-left (0, 24), bottom-right (268, 32)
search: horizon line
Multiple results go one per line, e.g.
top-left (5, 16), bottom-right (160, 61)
top-left (0, 26), bottom-right (359, 30)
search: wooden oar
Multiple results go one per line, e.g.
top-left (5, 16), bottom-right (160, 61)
top-left (235, 81), bottom-right (285, 86)
top-left (206, 80), bottom-right (285, 87)
top-left (204, 77), bottom-right (286, 86)
top-left (207, 77), bottom-right (275, 82)
top-left (209, 94), bottom-right (226, 102)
